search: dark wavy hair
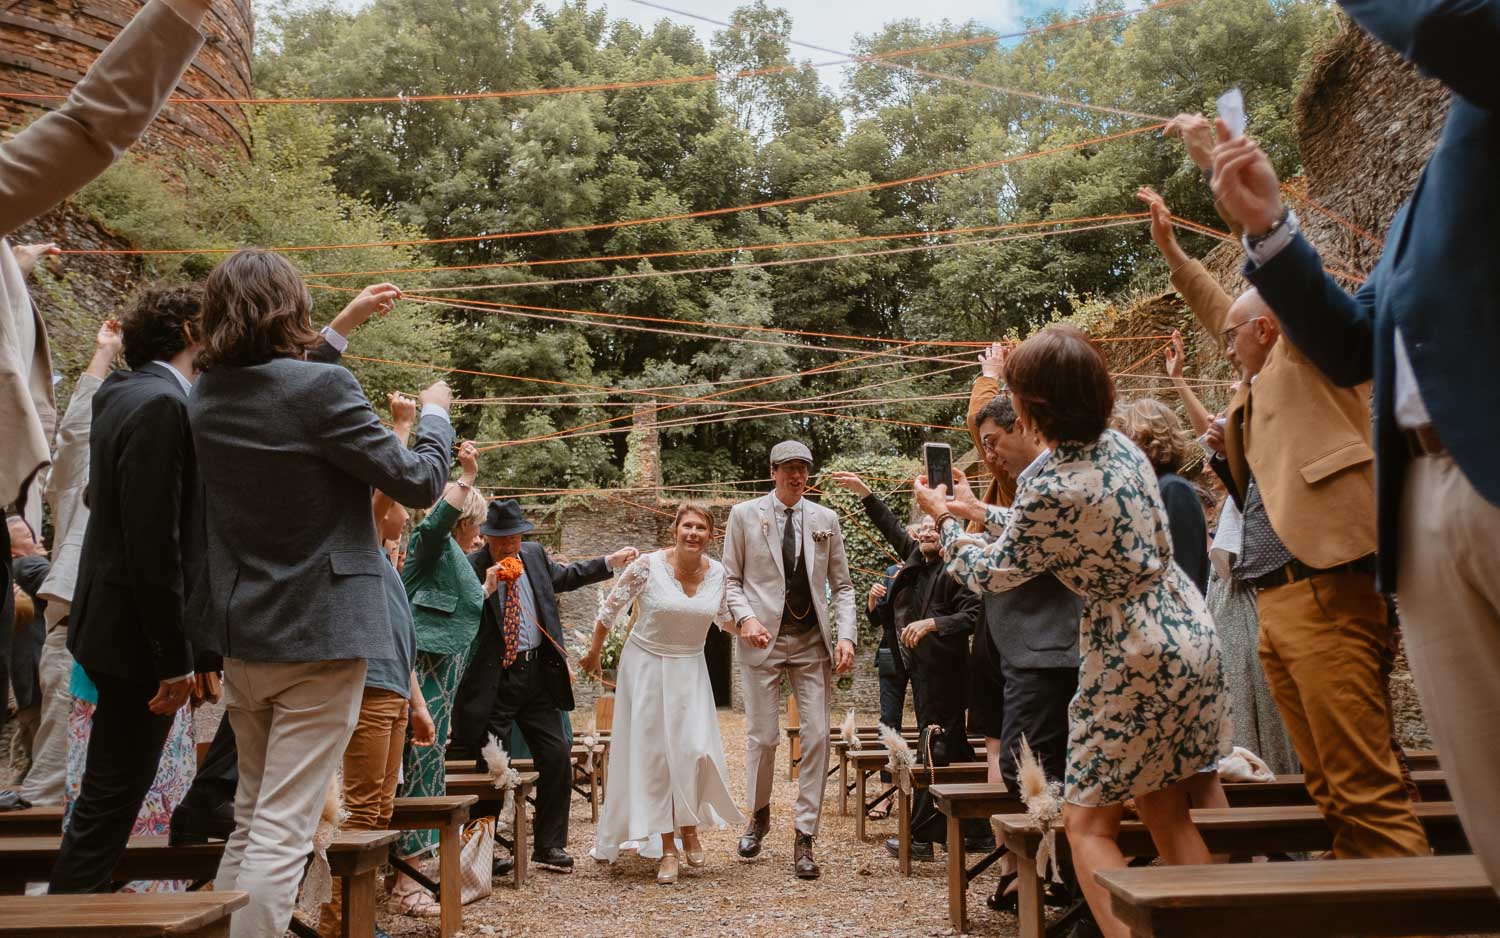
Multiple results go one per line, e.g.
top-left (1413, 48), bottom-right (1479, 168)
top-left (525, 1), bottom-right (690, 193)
top-left (973, 392), bottom-right (1020, 432)
top-left (120, 283), bottom-right (203, 370)
top-left (1005, 325), bottom-right (1115, 444)
top-left (197, 249), bottom-right (319, 369)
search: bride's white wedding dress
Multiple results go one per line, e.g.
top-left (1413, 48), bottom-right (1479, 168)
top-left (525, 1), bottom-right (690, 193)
top-left (589, 550), bottom-right (745, 862)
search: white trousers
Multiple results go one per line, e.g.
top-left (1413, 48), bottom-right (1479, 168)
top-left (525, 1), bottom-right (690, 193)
top-left (1397, 452), bottom-right (1500, 897)
top-left (18, 617), bottom-right (74, 805)
top-left (213, 658), bottom-right (365, 938)
top-left (739, 628), bottom-right (832, 836)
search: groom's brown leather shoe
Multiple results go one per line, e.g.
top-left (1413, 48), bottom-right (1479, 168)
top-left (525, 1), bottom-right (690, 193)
top-left (794, 832), bottom-right (820, 880)
top-left (737, 806), bottom-right (771, 859)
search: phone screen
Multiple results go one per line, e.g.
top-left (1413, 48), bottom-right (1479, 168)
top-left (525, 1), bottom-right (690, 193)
top-left (923, 443), bottom-right (954, 496)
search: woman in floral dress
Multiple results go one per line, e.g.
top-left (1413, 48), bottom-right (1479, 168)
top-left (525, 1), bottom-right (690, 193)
top-left (913, 325), bottom-right (1231, 938)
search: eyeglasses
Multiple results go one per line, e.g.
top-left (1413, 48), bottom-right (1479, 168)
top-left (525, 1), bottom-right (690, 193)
top-left (980, 432), bottom-right (1003, 453)
top-left (1220, 317), bottom-right (1262, 350)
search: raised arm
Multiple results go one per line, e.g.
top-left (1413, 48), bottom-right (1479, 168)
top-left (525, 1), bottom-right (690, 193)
top-left (1163, 330), bottom-right (1215, 437)
top-left (315, 369), bottom-right (454, 508)
top-left (827, 471), bottom-right (915, 557)
top-left (1338, 0), bottom-right (1500, 110)
top-left (0, 0), bottom-right (208, 237)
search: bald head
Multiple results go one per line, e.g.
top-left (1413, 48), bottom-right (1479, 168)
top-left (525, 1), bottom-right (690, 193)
top-left (1223, 288), bottom-right (1280, 379)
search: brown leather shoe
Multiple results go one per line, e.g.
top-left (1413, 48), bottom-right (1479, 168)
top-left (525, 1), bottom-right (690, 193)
top-left (737, 806), bottom-right (771, 859)
top-left (794, 832), bottom-right (820, 880)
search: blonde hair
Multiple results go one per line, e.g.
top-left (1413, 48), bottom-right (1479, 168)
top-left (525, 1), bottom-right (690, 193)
top-left (1112, 398), bottom-right (1193, 476)
top-left (670, 502), bottom-right (716, 537)
top-left (451, 485), bottom-right (488, 532)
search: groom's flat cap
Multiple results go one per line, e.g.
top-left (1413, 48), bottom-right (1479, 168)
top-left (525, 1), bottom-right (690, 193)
top-left (769, 440), bottom-right (814, 468)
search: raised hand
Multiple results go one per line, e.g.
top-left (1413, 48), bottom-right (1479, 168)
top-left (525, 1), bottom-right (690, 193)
top-left (388, 391), bottom-right (417, 427)
top-left (456, 440), bottom-right (479, 481)
top-left (1164, 113), bottom-right (1216, 172)
top-left (1136, 186), bottom-right (1186, 264)
top-left (867, 581), bottom-right (887, 611)
top-left (977, 341), bottom-right (1006, 380)
top-left (418, 380), bottom-right (451, 411)
top-left (1164, 330), bottom-right (1185, 381)
top-left (826, 471), bottom-right (870, 499)
top-left (946, 467), bottom-right (985, 522)
top-left (13, 242), bottom-right (60, 278)
top-left (1211, 123), bottom-right (1285, 237)
top-left (337, 282), bottom-right (402, 330)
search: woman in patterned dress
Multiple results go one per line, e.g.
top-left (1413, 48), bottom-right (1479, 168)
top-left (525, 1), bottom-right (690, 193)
top-left (913, 325), bottom-right (1231, 938)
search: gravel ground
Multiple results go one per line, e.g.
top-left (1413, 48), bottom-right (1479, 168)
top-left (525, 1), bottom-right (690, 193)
top-left (375, 709), bottom-right (1023, 938)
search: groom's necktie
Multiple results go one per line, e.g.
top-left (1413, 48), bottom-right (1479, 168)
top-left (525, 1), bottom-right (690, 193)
top-left (781, 506), bottom-right (797, 574)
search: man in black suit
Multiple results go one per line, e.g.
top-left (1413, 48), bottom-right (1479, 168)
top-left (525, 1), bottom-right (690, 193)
top-left (451, 500), bottom-right (636, 871)
top-left (49, 285), bottom-right (203, 893)
top-left (828, 471), bottom-right (982, 860)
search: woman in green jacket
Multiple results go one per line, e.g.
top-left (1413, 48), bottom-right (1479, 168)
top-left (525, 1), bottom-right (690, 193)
top-left (391, 442), bottom-right (491, 915)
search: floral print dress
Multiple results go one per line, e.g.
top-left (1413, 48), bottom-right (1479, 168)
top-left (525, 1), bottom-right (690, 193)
top-left (940, 429), bottom-right (1231, 806)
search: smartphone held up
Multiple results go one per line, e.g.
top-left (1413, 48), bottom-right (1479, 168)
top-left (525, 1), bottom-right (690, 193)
top-left (923, 442), bottom-right (954, 499)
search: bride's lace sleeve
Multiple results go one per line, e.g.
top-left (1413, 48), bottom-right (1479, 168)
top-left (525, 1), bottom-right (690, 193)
top-left (595, 554), bottom-right (652, 630)
top-left (713, 566), bottom-right (736, 632)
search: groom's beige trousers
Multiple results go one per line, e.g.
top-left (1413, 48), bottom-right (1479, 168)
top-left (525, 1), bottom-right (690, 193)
top-left (740, 628), bottom-right (832, 836)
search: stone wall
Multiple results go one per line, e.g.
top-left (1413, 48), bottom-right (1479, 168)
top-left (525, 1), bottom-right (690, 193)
top-left (0, 0), bottom-right (255, 160)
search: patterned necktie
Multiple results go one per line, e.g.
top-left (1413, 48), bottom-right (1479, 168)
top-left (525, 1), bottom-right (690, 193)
top-left (501, 580), bottom-right (522, 668)
top-left (782, 506), bottom-right (798, 574)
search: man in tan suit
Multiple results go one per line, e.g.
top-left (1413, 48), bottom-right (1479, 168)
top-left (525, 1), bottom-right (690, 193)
top-left (1141, 189), bottom-right (1427, 860)
top-left (0, 0), bottom-right (211, 746)
top-left (724, 440), bottom-right (856, 880)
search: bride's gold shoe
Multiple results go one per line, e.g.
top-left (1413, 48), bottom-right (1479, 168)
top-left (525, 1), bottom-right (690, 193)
top-left (657, 854), bottom-right (680, 885)
top-left (684, 846), bottom-right (706, 868)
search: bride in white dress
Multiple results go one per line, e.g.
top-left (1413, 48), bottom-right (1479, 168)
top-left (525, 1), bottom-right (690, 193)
top-left (579, 504), bottom-right (745, 884)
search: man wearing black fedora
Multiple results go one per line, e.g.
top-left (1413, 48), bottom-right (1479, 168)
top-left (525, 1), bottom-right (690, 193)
top-left (450, 499), bottom-right (637, 872)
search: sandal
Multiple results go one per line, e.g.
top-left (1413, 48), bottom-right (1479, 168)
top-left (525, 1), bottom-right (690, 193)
top-left (388, 880), bottom-right (441, 918)
top-left (986, 872), bottom-right (1019, 912)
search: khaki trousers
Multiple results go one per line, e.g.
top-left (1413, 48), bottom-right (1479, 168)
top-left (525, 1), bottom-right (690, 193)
top-left (1257, 568), bottom-right (1429, 858)
top-left (213, 658), bottom-right (366, 938)
top-left (740, 628), bottom-right (831, 836)
top-left (18, 616), bottom-right (73, 805)
top-left (1397, 453), bottom-right (1500, 895)
top-left (319, 687), bottom-right (409, 938)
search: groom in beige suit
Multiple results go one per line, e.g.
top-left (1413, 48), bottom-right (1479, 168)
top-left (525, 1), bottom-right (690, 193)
top-left (724, 440), bottom-right (856, 879)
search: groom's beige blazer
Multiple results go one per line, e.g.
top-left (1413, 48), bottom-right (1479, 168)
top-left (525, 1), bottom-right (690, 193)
top-left (723, 492), bottom-right (857, 668)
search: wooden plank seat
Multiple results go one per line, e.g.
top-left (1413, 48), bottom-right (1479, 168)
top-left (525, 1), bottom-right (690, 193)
top-left (385, 795), bottom-right (475, 938)
top-left (999, 802), bottom-right (1472, 938)
top-left (0, 831), bottom-right (397, 938)
top-left (845, 749), bottom-right (989, 843)
top-left (0, 805), bottom-right (66, 838)
top-left (835, 735), bottom-right (985, 816)
top-left (1096, 854), bottom-right (1500, 938)
top-left (0, 891), bottom-right (249, 937)
top-left (442, 772), bottom-right (538, 887)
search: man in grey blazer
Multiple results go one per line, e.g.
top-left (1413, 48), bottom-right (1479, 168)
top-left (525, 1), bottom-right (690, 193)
top-left (723, 440), bottom-right (856, 880)
top-left (970, 390), bottom-right (1083, 911)
top-left (188, 249), bottom-right (449, 938)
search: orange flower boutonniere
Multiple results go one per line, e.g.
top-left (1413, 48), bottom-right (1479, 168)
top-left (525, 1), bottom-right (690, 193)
top-left (496, 556), bottom-right (525, 582)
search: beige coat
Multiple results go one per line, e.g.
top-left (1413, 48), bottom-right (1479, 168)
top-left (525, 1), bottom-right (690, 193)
top-left (1173, 259), bottom-right (1378, 569)
top-left (722, 493), bottom-right (857, 669)
top-left (0, 0), bottom-right (203, 505)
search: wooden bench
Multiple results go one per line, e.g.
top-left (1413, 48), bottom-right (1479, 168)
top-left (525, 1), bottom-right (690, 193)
top-left (443, 772), bottom-right (538, 887)
top-left (385, 795), bottom-right (475, 938)
top-left (835, 735), bottom-right (985, 816)
top-left (446, 742), bottom-right (605, 820)
top-left (0, 805), bottom-right (66, 838)
top-left (999, 802), bottom-right (1472, 938)
top-left (0, 891), bottom-right (248, 937)
top-left (0, 832), bottom-right (397, 938)
top-left (1097, 854), bottom-right (1500, 938)
top-left (932, 783), bottom-right (1030, 929)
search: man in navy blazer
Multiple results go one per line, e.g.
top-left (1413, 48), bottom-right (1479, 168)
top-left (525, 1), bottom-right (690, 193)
top-left (1208, 0), bottom-right (1500, 894)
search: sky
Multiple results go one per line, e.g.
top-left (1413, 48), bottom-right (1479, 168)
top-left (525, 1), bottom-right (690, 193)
top-left (321, 0), bottom-right (1093, 63)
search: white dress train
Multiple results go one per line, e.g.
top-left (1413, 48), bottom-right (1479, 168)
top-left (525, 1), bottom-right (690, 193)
top-left (589, 551), bottom-right (745, 862)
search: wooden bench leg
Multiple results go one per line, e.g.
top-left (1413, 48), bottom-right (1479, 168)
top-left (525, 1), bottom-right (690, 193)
top-left (856, 769), bottom-right (869, 842)
top-left (341, 866), bottom-right (378, 938)
top-left (947, 812), bottom-right (966, 931)
top-left (838, 753), bottom-right (849, 816)
top-left (438, 822), bottom-right (462, 938)
top-left (1016, 860), bottom-right (1044, 938)
top-left (513, 794), bottom-right (529, 888)
top-left (590, 763), bottom-right (601, 823)
top-left (898, 787), bottom-right (911, 876)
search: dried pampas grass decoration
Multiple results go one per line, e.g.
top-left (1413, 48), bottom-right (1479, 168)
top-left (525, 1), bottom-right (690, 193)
top-left (840, 709), bottom-right (862, 750)
top-left (581, 733), bottom-right (599, 773)
top-left (482, 734), bottom-right (524, 816)
top-left (1015, 735), bottom-right (1065, 885)
top-left (296, 773), bottom-right (347, 916)
top-left (878, 724), bottom-right (915, 793)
